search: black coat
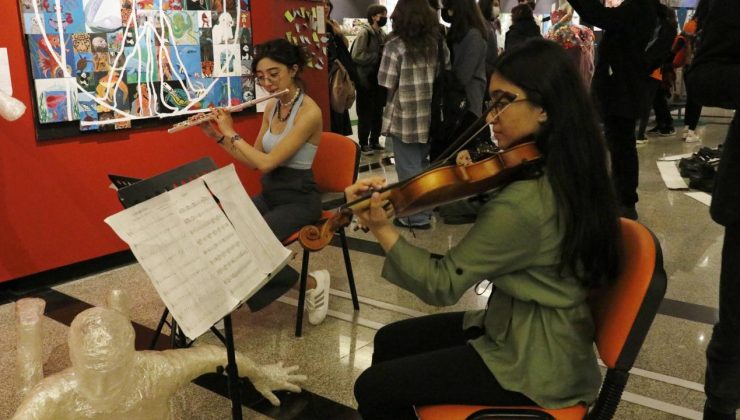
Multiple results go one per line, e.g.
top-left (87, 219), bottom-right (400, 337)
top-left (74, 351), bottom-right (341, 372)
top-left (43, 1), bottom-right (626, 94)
top-left (504, 19), bottom-right (541, 51)
top-left (569, 0), bottom-right (657, 119)
top-left (687, 0), bottom-right (740, 226)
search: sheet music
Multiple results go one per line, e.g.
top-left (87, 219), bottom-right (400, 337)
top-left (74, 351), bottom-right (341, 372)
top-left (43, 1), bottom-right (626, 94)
top-left (201, 165), bottom-right (292, 278)
top-left (105, 170), bottom-right (289, 339)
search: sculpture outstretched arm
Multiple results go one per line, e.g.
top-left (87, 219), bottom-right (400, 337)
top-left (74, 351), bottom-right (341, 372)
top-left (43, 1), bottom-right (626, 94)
top-left (245, 361), bottom-right (306, 406)
top-left (164, 344), bottom-right (306, 406)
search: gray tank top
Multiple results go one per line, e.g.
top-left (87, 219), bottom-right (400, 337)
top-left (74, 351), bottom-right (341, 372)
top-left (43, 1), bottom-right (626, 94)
top-left (261, 93), bottom-right (317, 170)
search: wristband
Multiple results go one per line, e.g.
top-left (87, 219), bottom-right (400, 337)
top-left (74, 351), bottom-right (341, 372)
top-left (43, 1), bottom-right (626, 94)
top-left (216, 135), bottom-right (225, 144)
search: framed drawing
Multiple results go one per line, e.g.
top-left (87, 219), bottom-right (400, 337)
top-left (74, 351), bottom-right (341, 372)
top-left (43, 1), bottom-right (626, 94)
top-left (19, 0), bottom-right (256, 140)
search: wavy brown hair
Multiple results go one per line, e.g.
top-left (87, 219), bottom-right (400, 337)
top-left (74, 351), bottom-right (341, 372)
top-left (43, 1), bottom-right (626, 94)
top-left (389, 0), bottom-right (441, 60)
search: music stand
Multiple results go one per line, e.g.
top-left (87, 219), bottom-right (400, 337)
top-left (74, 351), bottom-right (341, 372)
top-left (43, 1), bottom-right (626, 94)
top-left (114, 157), bottom-right (244, 420)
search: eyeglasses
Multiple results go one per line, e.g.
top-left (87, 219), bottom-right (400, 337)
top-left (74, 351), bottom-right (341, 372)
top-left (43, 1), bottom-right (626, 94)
top-left (484, 94), bottom-right (529, 116)
top-left (255, 69), bottom-right (283, 85)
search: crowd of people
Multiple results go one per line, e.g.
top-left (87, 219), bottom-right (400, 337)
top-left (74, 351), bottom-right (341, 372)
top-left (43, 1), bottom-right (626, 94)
top-left (192, 0), bottom-right (737, 419)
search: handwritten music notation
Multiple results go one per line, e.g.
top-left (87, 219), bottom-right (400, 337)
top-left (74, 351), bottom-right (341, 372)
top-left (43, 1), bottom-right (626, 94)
top-left (105, 165), bottom-right (291, 339)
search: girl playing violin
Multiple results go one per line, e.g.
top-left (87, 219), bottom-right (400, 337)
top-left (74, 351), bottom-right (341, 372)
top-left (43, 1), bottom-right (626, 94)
top-left (348, 38), bottom-right (621, 418)
top-left (198, 38), bottom-right (330, 326)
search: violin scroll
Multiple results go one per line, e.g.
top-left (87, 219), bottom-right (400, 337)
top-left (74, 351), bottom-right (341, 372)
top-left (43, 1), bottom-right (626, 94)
top-left (297, 208), bottom-right (354, 252)
top-left (297, 224), bottom-right (328, 252)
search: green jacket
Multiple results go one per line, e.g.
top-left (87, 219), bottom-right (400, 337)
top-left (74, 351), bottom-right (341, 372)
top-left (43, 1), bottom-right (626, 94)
top-left (382, 174), bottom-right (601, 408)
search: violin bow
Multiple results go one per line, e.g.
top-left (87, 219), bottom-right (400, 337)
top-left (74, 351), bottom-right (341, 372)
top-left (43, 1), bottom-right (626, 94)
top-left (430, 90), bottom-right (517, 168)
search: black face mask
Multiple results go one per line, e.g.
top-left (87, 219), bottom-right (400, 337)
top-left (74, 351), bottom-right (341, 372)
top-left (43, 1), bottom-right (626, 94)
top-left (441, 8), bottom-right (452, 23)
top-left (377, 16), bottom-right (388, 27)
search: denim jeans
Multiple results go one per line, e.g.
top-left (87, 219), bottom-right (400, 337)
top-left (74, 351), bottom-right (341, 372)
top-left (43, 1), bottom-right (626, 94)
top-left (390, 136), bottom-right (432, 226)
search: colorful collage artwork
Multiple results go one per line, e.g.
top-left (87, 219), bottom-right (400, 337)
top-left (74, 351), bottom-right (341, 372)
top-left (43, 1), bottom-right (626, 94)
top-left (19, 0), bottom-right (255, 133)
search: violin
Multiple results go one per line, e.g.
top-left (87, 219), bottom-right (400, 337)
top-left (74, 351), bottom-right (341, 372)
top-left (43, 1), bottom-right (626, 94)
top-left (298, 93), bottom-right (544, 252)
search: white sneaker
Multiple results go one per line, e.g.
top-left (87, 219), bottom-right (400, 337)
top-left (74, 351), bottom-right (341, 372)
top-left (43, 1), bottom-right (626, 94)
top-left (685, 130), bottom-right (701, 143)
top-left (306, 270), bottom-right (330, 325)
top-left (682, 126), bottom-right (690, 139)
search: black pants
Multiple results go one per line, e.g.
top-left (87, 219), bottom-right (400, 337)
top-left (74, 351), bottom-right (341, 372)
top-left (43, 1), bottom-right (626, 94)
top-left (705, 116), bottom-right (740, 414)
top-left (604, 115), bottom-right (639, 207)
top-left (355, 83), bottom-right (384, 147)
top-left (684, 97), bottom-right (702, 130)
top-left (354, 312), bottom-right (534, 419)
top-left (652, 84), bottom-right (673, 130)
top-left (683, 71), bottom-right (702, 130)
top-left (245, 167), bottom-right (321, 312)
top-left (638, 78), bottom-right (660, 138)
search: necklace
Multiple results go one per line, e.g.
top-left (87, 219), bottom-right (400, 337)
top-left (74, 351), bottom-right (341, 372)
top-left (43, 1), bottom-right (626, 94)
top-left (277, 88), bottom-right (301, 122)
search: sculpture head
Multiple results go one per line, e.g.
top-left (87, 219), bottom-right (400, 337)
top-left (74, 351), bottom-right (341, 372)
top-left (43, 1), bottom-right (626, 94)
top-left (68, 307), bottom-right (136, 403)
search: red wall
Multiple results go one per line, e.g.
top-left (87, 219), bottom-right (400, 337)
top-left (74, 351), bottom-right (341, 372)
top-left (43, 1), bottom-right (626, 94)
top-left (0, 0), bottom-right (329, 282)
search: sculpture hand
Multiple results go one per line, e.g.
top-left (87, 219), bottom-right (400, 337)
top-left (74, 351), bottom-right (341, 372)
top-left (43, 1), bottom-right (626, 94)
top-left (250, 362), bottom-right (306, 406)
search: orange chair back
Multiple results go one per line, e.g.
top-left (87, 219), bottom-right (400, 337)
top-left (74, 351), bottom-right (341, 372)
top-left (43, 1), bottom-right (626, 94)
top-left (312, 132), bottom-right (360, 193)
top-left (591, 218), bottom-right (667, 370)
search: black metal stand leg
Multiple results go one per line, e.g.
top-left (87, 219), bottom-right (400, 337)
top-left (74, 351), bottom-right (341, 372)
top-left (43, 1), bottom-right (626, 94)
top-left (340, 229), bottom-right (360, 310)
top-left (170, 319), bottom-right (179, 349)
top-left (223, 315), bottom-right (242, 420)
top-left (150, 308), bottom-right (169, 350)
top-left (295, 250), bottom-right (310, 337)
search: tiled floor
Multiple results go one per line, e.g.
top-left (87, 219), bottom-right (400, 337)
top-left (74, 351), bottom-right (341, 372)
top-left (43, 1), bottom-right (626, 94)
top-left (1, 109), bottom-right (736, 419)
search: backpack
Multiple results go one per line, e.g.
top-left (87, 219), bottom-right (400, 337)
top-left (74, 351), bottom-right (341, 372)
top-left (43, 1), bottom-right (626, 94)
top-left (428, 36), bottom-right (470, 162)
top-left (329, 59), bottom-right (356, 114)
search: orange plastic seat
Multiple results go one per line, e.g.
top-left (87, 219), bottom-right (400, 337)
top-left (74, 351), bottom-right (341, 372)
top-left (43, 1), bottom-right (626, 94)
top-left (416, 218), bottom-right (667, 420)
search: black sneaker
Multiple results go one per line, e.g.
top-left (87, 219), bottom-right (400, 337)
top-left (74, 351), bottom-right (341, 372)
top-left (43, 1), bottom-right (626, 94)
top-left (371, 144), bottom-right (385, 151)
top-left (647, 126), bottom-right (662, 136)
top-left (360, 145), bottom-right (374, 155)
top-left (659, 127), bottom-right (676, 137)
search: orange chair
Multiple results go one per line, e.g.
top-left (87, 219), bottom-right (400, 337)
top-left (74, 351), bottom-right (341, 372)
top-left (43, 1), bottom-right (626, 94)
top-left (283, 132), bottom-right (362, 337)
top-left (416, 218), bottom-right (668, 420)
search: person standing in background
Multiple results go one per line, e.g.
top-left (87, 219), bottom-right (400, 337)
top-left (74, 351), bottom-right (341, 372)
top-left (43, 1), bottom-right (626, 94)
top-left (378, 0), bottom-right (445, 230)
top-left (675, 15), bottom-right (702, 143)
top-left (505, 3), bottom-right (542, 51)
top-left (686, 1), bottom-right (740, 418)
top-left (637, 3), bottom-right (678, 143)
top-left (441, 0), bottom-right (489, 148)
top-left (324, 0), bottom-right (356, 136)
top-left (478, 0), bottom-right (500, 79)
top-left (352, 4), bottom-right (388, 155)
top-left (567, 0), bottom-right (657, 220)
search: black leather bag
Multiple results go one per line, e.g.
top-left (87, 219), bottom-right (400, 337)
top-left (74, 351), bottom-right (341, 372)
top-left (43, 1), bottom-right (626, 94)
top-left (428, 37), bottom-right (469, 162)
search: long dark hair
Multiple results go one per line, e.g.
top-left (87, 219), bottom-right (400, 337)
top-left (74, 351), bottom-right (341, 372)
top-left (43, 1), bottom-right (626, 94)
top-left (495, 39), bottom-right (621, 289)
top-left (444, 0), bottom-right (487, 44)
top-left (478, 0), bottom-right (495, 21)
top-left (390, 0), bottom-right (441, 60)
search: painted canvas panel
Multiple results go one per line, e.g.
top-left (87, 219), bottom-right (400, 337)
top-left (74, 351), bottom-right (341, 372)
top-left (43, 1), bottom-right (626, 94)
top-left (35, 78), bottom-right (79, 123)
top-left (19, 0), bottom-right (255, 138)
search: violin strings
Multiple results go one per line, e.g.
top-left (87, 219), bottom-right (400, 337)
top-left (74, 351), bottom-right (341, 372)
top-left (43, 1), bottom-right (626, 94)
top-left (430, 95), bottom-right (516, 169)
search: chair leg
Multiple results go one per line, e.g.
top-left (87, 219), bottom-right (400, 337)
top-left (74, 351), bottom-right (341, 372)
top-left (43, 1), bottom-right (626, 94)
top-left (340, 228), bottom-right (360, 310)
top-left (295, 249), bottom-right (310, 337)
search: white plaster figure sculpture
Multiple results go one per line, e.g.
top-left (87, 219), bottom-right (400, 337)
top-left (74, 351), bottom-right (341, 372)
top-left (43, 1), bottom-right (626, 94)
top-left (0, 90), bottom-right (27, 121)
top-left (12, 298), bottom-right (305, 419)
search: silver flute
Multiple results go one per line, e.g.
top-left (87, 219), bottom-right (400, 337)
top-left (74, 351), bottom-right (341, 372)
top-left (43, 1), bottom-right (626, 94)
top-left (167, 89), bottom-right (289, 134)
